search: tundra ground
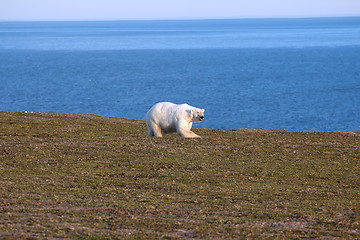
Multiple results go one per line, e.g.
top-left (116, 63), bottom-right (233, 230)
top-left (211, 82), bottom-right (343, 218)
top-left (0, 112), bottom-right (359, 239)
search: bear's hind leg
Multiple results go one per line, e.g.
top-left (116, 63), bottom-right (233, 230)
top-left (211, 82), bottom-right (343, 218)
top-left (148, 123), bottom-right (164, 137)
top-left (147, 128), bottom-right (154, 137)
top-left (146, 122), bottom-right (155, 137)
top-left (153, 126), bottom-right (164, 137)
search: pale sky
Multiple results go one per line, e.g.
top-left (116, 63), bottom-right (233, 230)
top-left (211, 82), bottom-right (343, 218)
top-left (0, 0), bottom-right (359, 21)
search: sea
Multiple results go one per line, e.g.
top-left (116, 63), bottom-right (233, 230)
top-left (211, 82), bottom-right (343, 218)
top-left (0, 17), bottom-right (359, 132)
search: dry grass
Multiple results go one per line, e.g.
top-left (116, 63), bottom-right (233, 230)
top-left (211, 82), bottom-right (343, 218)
top-left (0, 112), bottom-right (359, 239)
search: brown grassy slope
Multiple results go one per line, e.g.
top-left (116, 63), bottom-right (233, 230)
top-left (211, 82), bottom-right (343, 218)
top-left (0, 112), bottom-right (359, 239)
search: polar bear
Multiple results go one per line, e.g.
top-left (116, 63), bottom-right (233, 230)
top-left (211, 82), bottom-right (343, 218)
top-left (146, 102), bottom-right (205, 138)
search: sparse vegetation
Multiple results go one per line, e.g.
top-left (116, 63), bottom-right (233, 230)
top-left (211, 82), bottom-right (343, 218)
top-left (0, 112), bottom-right (359, 239)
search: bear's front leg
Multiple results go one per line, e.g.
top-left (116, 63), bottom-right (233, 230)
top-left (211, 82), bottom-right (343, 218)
top-left (177, 127), bottom-right (201, 138)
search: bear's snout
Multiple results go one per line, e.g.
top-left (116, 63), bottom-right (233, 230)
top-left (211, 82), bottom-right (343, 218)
top-left (199, 116), bottom-right (204, 121)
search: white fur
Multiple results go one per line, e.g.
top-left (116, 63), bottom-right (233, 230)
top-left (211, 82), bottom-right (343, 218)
top-left (146, 102), bottom-right (205, 138)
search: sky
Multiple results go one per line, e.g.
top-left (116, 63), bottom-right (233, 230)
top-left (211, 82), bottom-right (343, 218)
top-left (0, 0), bottom-right (360, 21)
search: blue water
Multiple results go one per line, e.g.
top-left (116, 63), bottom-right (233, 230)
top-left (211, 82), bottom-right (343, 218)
top-left (0, 18), bottom-right (359, 132)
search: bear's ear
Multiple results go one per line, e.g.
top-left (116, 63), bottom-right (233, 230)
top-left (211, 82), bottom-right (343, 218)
top-left (185, 109), bottom-right (193, 118)
top-left (202, 109), bottom-right (205, 112)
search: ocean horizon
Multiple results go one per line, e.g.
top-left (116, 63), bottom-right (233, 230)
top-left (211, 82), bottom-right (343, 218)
top-left (0, 17), bottom-right (359, 132)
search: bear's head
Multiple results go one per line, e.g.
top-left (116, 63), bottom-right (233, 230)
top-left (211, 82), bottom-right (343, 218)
top-left (186, 108), bottom-right (205, 122)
